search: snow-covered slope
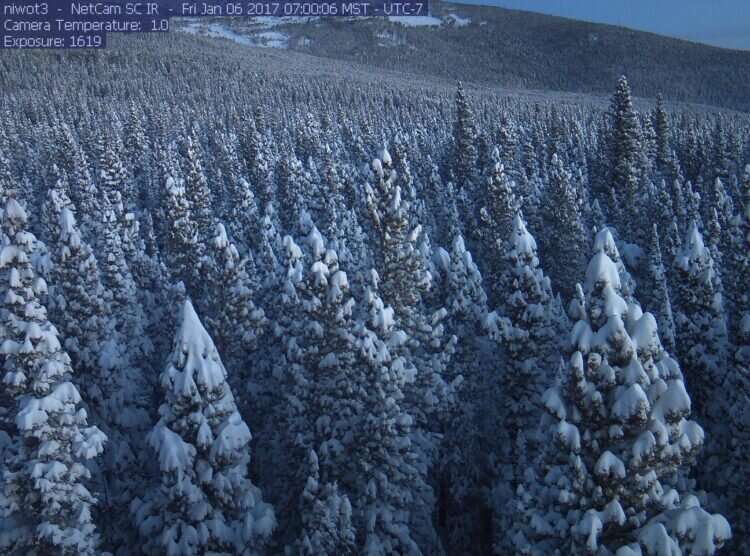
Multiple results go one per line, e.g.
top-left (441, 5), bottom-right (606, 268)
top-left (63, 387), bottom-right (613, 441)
top-left (174, 1), bottom-right (750, 112)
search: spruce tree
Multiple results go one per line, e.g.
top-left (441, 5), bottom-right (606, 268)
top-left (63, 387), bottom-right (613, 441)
top-left (653, 94), bottom-right (671, 178)
top-left (277, 227), bottom-right (434, 554)
top-left (47, 207), bottom-right (108, 401)
top-left (487, 212), bottom-right (566, 552)
top-left (451, 82), bottom-right (478, 188)
top-left (164, 176), bottom-right (204, 296)
top-left (608, 76), bottom-right (643, 232)
top-left (513, 233), bottom-right (731, 555)
top-left (134, 299), bottom-right (275, 555)
top-left (673, 221), bottom-right (728, 423)
top-left (646, 225), bottom-right (676, 354)
top-left (479, 148), bottom-right (518, 300)
top-left (204, 223), bottom-right (267, 365)
top-left (184, 133), bottom-right (215, 245)
top-left (99, 142), bottom-right (132, 210)
top-left (540, 154), bottom-right (588, 299)
top-left (277, 154), bottom-right (311, 233)
top-left (298, 450), bottom-right (356, 556)
top-left (0, 197), bottom-right (107, 555)
top-left (365, 148), bottom-right (457, 432)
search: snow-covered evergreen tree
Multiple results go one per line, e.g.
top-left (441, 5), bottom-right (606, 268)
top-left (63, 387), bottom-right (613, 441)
top-left (0, 196), bottom-right (107, 555)
top-left (134, 299), bottom-right (275, 555)
top-left (608, 75), bottom-right (643, 234)
top-left (486, 212), bottom-right (566, 551)
top-left (47, 207), bottom-right (108, 400)
top-left (164, 176), bottom-right (204, 297)
top-left (204, 223), bottom-right (267, 364)
top-left (673, 221), bottom-right (728, 424)
top-left (450, 82), bottom-right (478, 189)
top-left (184, 133), bottom-right (215, 245)
top-left (275, 227), bottom-right (435, 554)
top-left (540, 154), bottom-right (588, 298)
top-left (297, 450), bottom-right (356, 556)
top-left (365, 148), bottom-right (457, 433)
top-left (646, 225), bottom-right (676, 354)
top-left (513, 232), bottom-right (730, 555)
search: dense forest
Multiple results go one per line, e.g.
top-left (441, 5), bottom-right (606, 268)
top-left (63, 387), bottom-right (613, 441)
top-left (0, 34), bottom-right (749, 556)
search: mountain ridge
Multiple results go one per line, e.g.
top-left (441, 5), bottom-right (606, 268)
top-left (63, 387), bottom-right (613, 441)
top-left (176, 1), bottom-right (750, 112)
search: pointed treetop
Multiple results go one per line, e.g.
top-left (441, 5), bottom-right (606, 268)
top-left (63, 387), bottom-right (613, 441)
top-left (584, 250), bottom-right (622, 293)
top-left (679, 220), bottom-right (708, 263)
top-left (593, 227), bottom-right (619, 257)
top-left (213, 222), bottom-right (230, 250)
top-left (4, 196), bottom-right (27, 225)
top-left (171, 298), bottom-right (228, 393)
top-left (511, 210), bottom-right (536, 256)
top-left (380, 146), bottom-right (392, 167)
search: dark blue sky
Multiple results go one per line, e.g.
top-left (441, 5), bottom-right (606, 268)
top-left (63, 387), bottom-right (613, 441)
top-left (454, 0), bottom-right (750, 50)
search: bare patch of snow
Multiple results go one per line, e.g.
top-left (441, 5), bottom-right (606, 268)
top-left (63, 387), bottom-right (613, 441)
top-left (178, 22), bottom-right (288, 48)
top-left (445, 13), bottom-right (470, 26)
top-left (388, 15), bottom-right (442, 27)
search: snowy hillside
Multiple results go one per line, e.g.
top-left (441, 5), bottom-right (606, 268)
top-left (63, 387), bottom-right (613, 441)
top-left (0, 12), bottom-right (749, 556)
top-left (175, 1), bottom-right (750, 113)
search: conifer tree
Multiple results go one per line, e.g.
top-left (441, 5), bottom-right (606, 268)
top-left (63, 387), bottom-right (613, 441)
top-left (227, 177), bottom-right (261, 251)
top-left (479, 148), bottom-right (518, 299)
top-left (726, 165), bottom-right (750, 348)
top-left (653, 94), bottom-right (671, 177)
top-left (0, 148), bottom-right (14, 201)
top-left (69, 145), bottom-right (98, 237)
top-left (277, 228), bottom-right (434, 554)
top-left (99, 141), bottom-right (133, 209)
top-left (608, 76), bottom-right (643, 229)
top-left (124, 102), bottom-right (148, 185)
top-left (513, 233), bottom-right (730, 555)
top-left (241, 118), bottom-right (274, 208)
top-left (451, 82), bottom-right (478, 188)
top-left (134, 299), bottom-right (275, 555)
top-left (47, 207), bottom-right (108, 398)
top-left (164, 176), bottom-right (204, 296)
top-left (298, 450), bottom-right (356, 556)
top-left (204, 223), bottom-right (267, 364)
top-left (365, 148), bottom-right (457, 431)
top-left (184, 133), bottom-right (215, 245)
top-left (647, 225), bottom-right (676, 354)
top-left (486, 213), bottom-right (566, 551)
top-left (673, 221), bottom-right (728, 423)
top-left (0, 197), bottom-right (107, 555)
top-left (540, 154), bottom-right (588, 299)
top-left (278, 154), bottom-right (311, 233)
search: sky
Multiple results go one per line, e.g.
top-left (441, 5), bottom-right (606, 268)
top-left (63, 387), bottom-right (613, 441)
top-left (453, 0), bottom-right (750, 50)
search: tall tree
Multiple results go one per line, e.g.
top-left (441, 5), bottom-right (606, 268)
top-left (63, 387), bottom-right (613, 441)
top-left (0, 197), bottom-right (107, 555)
top-left (486, 212), bottom-right (566, 552)
top-left (183, 133), bottom-right (215, 245)
top-left (450, 82), bottom-right (478, 188)
top-left (608, 75), bottom-right (643, 233)
top-left (204, 223), bottom-right (268, 365)
top-left (539, 154), bottom-right (588, 299)
top-left (513, 233), bottom-right (730, 555)
top-left (646, 225), bottom-right (677, 354)
top-left (673, 221), bottom-right (728, 424)
top-left (366, 148), bottom-right (457, 433)
top-left (134, 299), bottom-right (275, 555)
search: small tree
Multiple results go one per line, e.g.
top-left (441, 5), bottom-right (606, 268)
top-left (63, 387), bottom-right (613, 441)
top-left (297, 449), bottom-right (357, 556)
